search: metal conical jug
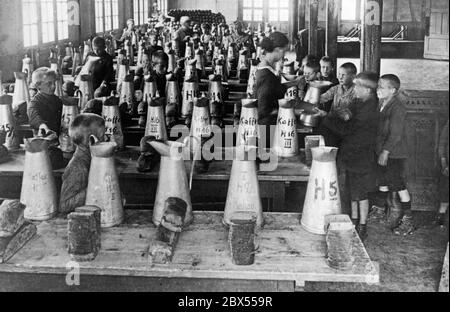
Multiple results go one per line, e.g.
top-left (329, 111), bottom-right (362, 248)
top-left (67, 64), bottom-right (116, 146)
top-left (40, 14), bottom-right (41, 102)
top-left (102, 95), bottom-right (124, 150)
top-left (54, 74), bottom-right (64, 98)
top-left (145, 97), bottom-right (167, 141)
top-left (77, 74), bottom-right (94, 111)
top-left (150, 141), bottom-right (193, 227)
top-left (282, 74), bottom-right (299, 100)
top-left (22, 54), bottom-right (34, 86)
top-left (12, 72), bottom-right (30, 111)
top-left (116, 49), bottom-right (127, 79)
top-left (167, 49), bottom-right (176, 73)
top-left (116, 59), bottom-right (130, 93)
top-left (143, 74), bottom-right (160, 102)
top-left (86, 140), bottom-right (124, 228)
top-left (166, 76), bottom-right (181, 127)
top-left (301, 147), bottom-right (342, 235)
top-left (246, 59), bottom-right (259, 97)
top-left (72, 46), bottom-right (82, 77)
top-left (82, 40), bottom-right (92, 64)
top-left (194, 49), bottom-right (206, 79)
top-left (119, 74), bottom-right (135, 115)
top-left (181, 79), bottom-right (199, 120)
top-left (185, 42), bottom-right (194, 60)
top-left (190, 96), bottom-right (211, 153)
top-left (272, 99), bottom-right (298, 157)
top-left (224, 146), bottom-right (264, 228)
top-left (214, 59), bottom-right (228, 82)
top-left (303, 81), bottom-right (333, 106)
top-left (237, 99), bottom-right (259, 148)
top-left (208, 75), bottom-right (224, 126)
top-left (0, 94), bottom-right (19, 150)
top-left (282, 61), bottom-right (295, 75)
top-left (137, 40), bottom-right (146, 66)
top-left (184, 59), bottom-right (198, 82)
top-left (21, 138), bottom-right (58, 221)
top-left (125, 40), bottom-right (134, 66)
top-left (59, 99), bottom-right (79, 154)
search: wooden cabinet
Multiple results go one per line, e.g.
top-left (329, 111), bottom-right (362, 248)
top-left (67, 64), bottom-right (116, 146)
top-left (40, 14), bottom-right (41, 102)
top-left (403, 90), bottom-right (449, 211)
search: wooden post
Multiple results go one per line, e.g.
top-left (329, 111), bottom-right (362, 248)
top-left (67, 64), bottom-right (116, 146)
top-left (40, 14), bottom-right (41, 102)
top-left (308, 0), bottom-right (319, 56)
top-left (298, 0), bottom-right (306, 31)
top-left (290, 0), bottom-right (299, 44)
top-left (326, 0), bottom-right (340, 76)
top-left (360, 0), bottom-right (383, 73)
top-left (67, 0), bottom-right (81, 45)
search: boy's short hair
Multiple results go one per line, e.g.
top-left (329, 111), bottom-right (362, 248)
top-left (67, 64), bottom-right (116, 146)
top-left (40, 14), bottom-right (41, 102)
top-left (152, 51), bottom-right (169, 64)
top-left (92, 36), bottom-right (106, 47)
top-left (380, 74), bottom-right (401, 91)
top-left (340, 62), bottom-right (357, 75)
top-left (304, 59), bottom-right (320, 73)
top-left (69, 113), bottom-right (105, 146)
top-left (32, 67), bottom-right (57, 87)
top-left (302, 54), bottom-right (319, 64)
top-left (355, 71), bottom-right (379, 92)
top-left (320, 56), bottom-right (333, 65)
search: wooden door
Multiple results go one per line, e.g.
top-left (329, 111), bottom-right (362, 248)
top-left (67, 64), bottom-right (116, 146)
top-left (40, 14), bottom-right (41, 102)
top-left (424, 0), bottom-right (449, 60)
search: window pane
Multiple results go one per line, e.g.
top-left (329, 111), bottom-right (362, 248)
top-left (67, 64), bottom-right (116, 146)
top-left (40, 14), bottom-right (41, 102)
top-left (253, 9), bottom-right (263, 21)
top-left (41, 0), bottom-right (55, 43)
top-left (279, 9), bottom-right (289, 21)
top-left (279, 0), bottom-right (289, 8)
top-left (269, 9), bottom-right (278, 21)
top-left (243, 9), bottom-right (252, 21)
top-left (269, 0), bottom-right (279, 8)
top-left (243, 0), bottom-right (252, 7)
top-left (112, 0), bottom-right (119, 29)
top-left (57, 0), bottom-right (68, 40)
top-left (95, 0), bottom-right (104, 33)
top-left (341, 0), bottom-right (357, 20)
top-left (22, 0), bottom-right (39, 47)
top-left (134, 0), bottom-right (140, 24)
top-left (253, 0), bottom-right (263, 8)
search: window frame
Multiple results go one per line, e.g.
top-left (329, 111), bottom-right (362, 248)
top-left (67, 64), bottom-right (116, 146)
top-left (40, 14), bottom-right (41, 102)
top-left (133, 0), bottom-right (150, 26)
top-left (22, 0), bottom-right (69, 48)
top-left (95, 0), bottom-right (121, 34)
top-left (340, 0), bottom-right (362, 22)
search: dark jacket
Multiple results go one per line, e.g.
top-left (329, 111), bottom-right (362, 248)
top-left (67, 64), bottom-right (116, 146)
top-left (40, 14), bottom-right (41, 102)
top-left (173, 26), bottom-right (192, 58)
top-left (59, 144), bottom-right (91, 214)
top-left (27, 92), bottom-right (63, 135)
top-left (86, 51), bottom-right (114, 91)
top-left (255, 68), bottom-right (286, 126)
top-left (321, 95), bottom-right (379, 173)
top-left (376, 94), bottom-right (408, 159)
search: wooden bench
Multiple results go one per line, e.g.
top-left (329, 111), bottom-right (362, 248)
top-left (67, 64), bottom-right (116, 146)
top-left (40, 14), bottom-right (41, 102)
top-left (0, 210), bottom-right (379, 292)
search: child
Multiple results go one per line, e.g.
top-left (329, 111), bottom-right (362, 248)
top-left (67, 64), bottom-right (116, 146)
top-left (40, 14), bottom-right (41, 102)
top-left (134, 51), bottom-right (153, 90)
top-left (319, 56), bottom-right (339, 86)
top-left (84, 36), bottom-right (114, 98)
top-left (372, 74), bottom-right (413, 236)
top-left (437, 120), bottom-right (449, 227)
top-left (28, 68), bottom-right (63, 136)
top-left (147, 34), bottom-right (164, 59)
top-left (59, 113), bottom-right (105, 215)
top-left (298, 58), bottom-right (321, 100)
top-left (152, 51), bottom-right (169, 97)
top-left (320, 72), bottom-right (380, 241)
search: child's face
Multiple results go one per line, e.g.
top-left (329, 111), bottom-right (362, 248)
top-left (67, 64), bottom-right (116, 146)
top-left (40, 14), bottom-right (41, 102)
top-left (272, 46), bottom-right (288, 62)
top-left (153, 59), bottom-right (168, 75)
top-left (142, 54), bottom-right (151, 67)
top-left (303, 66), bottom-right (319, 82)
top-left (377, 79), bottom-right (396, 100)
top-left (354, 80), bottom-right (371, 99)
top-left (93, 43), bottom-right (105, 55)
top-left (320, 61), bottom-right (333, 78)
top-left (337, 67), bottom-right (355, 86)
top-left (38, 75), bottom-right (56, 95)
top-left (149, 36), bottom-right (157, 46)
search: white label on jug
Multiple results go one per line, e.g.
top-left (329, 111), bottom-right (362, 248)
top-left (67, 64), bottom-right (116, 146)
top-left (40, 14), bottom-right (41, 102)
top-left (104, 115), bottom-right (121, 135)
top-left (314, 178), bottom-right (339, 201)
top-left (285, 87), bottom-right (298, 100)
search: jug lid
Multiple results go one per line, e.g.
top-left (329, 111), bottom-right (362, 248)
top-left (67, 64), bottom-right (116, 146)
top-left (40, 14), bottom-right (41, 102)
top-left (14, 72), bottom-right (27, 80)
top-left (310, 146), bottom-right (339, 162)
top-left (24, 137), bottom-right (50, 153)
top-left (124, 74), bottom-right (134, 82)
top-left (149, 97), bottom-right (165, 107)
top-left (208, 74), bottom-right (222, 82)
top-left (241, 98), bottom-right (258, 108)
top-left (194, 96), bottom-right (209, 108)
top-left (89, 139), bottom-right (117, 157)
top-left (309, 80), bottom-right (333, 89)
top-left (278, 98), bottom-right (294, 109)
top-left (103, 95), bottom-right (119, 106)
top-left (80, 74), bottom-right (92, 81)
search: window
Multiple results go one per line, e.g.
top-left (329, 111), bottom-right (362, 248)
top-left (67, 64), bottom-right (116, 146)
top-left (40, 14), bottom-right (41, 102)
top-left (243, 0), bottom-right (264, 22)
top-left (341, 0), bottom-right (358, 20)
top-left (22, 0), bottom-right (69, 47)
top-left (134, 0), bottom-right (149, 25)
top-left (95, 0), bottom-right (120, 33)
top-left (269, 0), bottom-right (289, 22)
top-left (157, 0), bottom-right (167, 15)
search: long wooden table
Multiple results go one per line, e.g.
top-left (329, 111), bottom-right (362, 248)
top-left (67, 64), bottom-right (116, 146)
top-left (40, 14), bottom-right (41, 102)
top-left (0, 146), bottom-right (310, 211)
top-left (0, 210), bottom-right (379, 292)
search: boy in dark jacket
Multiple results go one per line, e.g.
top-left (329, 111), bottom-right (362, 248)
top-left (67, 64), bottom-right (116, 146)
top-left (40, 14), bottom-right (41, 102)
top-left (85, 36), bottom-right (115, 98)
top-left (321, 72), bottom-right (380, 241)
top-left (28, 68), bottom-right (63, 136)
top-left (372, 74), bottom-right (413, 235)
top-left (59, 113), bottom-right (105, 215)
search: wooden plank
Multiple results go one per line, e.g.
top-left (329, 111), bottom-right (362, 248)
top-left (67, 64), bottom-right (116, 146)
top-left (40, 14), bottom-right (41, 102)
top-left (0, 222), bottom-right (37, 264)
top-left (326, 0), bottom-right (340, 76)
top-left (439, 244), bottom-right (449, 292)
top-left (360, 0), bottom-right (383, 73)
top-left (0, 211), bottom-right (379, 286)
top-left (298, 0), bottom-right (306, 31)
top-left (308, 0), bottom-right (319, 56)
top-left (290, 0), bottom-right (299, 43)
